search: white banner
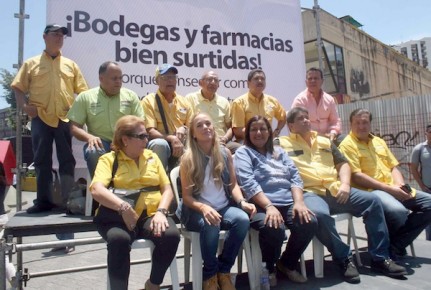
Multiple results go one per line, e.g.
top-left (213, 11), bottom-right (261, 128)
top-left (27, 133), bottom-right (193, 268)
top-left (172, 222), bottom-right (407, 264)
top-left (46, 0), bottom-right (305, 109)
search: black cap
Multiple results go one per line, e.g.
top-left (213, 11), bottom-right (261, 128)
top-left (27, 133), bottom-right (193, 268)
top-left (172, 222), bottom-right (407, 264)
top-left (44, 24), bottom-right (68, 35)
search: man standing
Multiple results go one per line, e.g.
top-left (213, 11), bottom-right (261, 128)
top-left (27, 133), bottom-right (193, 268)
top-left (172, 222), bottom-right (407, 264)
top-left (141, 64), bottom-right (191, 171)
top-left (277, 107), bottom-right (407, 278)
top-left (291, 67), bottom-right (341, 142)
top-left (410, 124), bottom-right (431, 240)
top-left (12, 24), bottom-right (88, 214)
top-left (231, 69), bottom-right (286, 141)
top-left (67, 61), bottom-right (145, 178)
top-left (186, 71), bottom-right (239, 152)
top-left (339, 108), bottom-right (431, 258)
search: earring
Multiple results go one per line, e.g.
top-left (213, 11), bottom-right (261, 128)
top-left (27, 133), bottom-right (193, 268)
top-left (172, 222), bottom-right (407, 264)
top-left (124, 143), bottom-right (128, 147)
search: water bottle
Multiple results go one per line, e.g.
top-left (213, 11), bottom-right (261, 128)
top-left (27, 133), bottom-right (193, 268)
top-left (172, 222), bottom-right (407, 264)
top-left (260, 262), bottom-right (270, 290)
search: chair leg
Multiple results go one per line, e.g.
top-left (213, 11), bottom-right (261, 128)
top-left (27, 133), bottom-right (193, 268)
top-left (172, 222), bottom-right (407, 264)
top-left (300, 253), bottom-right (307, 279)
top-left (312, 237), bottom-right (324, 278)
top-left (348, 218), bottom-right (362, 266)
top-left (191, 233), bottom-right (203, 290)
top-left (250, 230), bottom-right (262, 290)
top-left (243, 232), bottom-right (258, 290)
top-left (184, 238), bottom-right (191, 283)
top-left (410, 243), bottom-right (416, 257)
top-left (169, 257), bottom-right (180, 290)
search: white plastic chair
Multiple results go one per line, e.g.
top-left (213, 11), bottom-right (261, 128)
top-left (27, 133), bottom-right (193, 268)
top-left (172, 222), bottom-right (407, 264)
top-left (85, 172), bottom-right (93, 216)
top-left (170, 166), bottom-right (256, 290)
top-left (312, 213), bottom-right (362, 278)
top-left (106, 238), bottom-right (180, 290)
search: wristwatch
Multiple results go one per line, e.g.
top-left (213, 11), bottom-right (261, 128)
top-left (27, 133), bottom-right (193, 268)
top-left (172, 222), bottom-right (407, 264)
top-left (156, 208), bottom-right (169, 216)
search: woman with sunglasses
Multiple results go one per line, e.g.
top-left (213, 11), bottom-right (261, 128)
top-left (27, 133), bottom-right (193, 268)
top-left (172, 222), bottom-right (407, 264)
top-left (90, 115), bottom-right (180, 290)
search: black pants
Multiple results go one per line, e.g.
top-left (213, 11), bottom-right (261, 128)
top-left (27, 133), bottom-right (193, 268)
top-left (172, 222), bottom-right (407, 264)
top-left (96, 216), bottom-right (180, 290)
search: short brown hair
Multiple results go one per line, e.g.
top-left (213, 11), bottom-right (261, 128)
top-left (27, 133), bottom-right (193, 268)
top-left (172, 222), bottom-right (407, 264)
top-left (112, 115), bottom-right (146, 151)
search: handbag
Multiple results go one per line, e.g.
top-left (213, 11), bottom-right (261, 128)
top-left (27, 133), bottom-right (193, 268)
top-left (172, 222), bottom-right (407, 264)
top-left (94, 153), bottom-right (160, 224)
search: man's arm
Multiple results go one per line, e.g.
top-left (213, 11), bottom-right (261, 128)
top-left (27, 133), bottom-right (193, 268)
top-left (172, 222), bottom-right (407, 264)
top-left (410, 163), bottom-right (430, 192)
top-left (335, 162), bottom-right (351, 204)
top-left (12, 88), bottom-right (37, 118)
top-left (232, 127), bottom-right (245, 140)
top-left (70, 121), bottom-right (104, 150)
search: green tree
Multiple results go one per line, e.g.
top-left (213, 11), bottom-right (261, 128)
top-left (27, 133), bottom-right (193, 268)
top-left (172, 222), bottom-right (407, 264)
top-left (0, 68), bottom-right (17, 108)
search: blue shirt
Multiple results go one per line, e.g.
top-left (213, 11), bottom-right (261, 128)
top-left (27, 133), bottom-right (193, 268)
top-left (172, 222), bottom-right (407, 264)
top-left (234, 145), bottom-right (303, 206)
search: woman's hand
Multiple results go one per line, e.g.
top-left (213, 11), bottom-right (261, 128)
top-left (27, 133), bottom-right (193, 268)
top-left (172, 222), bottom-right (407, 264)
top-left (292, 202), bottom-right (315, 224)
top-left (150, 212), bottom-right (170, 237)
top-left (240, 201), bottom-right (257, 219)
top-left (121, 207), bottom-right (139, 231)
top-left (200, 204), bottom-right (222, 226)
top-left (264, 205), bottom-right (284, 229)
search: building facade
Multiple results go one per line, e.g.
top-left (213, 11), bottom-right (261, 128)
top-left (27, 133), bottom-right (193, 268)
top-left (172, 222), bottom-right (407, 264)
top-left (393, 37), bottom-right (431, 71)
top-left (301, 9), bottom-right (431, 103)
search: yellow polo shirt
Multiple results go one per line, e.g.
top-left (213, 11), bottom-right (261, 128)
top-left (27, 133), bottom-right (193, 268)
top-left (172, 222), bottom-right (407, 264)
top-left (231, 92), bottom-right (286, 128)
top-left (141, 90), bottom-right (192, 134)
top-left (339, 132), bottom-right (400, 190)
top-left (277, 132), bottom-right (341, 196)
top-left (186, 90), bottom-right (231, 137)
top-left (11, 51), bottom-right (88, 127)
top-left (91, 149), bottom-right (171, 216)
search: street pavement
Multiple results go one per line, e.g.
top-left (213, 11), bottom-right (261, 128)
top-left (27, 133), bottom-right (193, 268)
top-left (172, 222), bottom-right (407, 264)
top-left (2, 187), bottom-right (431, 290)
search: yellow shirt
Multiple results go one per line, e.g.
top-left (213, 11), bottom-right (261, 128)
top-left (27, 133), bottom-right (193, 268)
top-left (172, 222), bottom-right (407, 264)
top-left (231, 92), bottom-right (286, 128)
top-left (186, 90), bottom-right (231, 137)
top-left (11, 51), bottom-right (88, 127)
top-left (278, 132), bottom-right (341, 196)
top-left (141, 90), bottom-right (192, 134)
top-left (339, 132), bottom-right (400, 190)
top-left (90, 149), bottom-right (170, 216)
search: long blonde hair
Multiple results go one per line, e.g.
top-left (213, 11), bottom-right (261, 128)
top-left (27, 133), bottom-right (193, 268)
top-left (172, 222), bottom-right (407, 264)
top-left (181, 113), bottom-right (225, 194)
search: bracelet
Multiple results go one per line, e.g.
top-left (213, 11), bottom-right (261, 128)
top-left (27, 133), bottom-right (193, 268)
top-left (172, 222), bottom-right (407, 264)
top-left (118, 201), bottom-right (131, 216)
top-left (237, 198), bottom-right (246, 207)
top-left (264, 203), bottom-right (274, 209)
top-left (156, 208), bottom-right (169, 216)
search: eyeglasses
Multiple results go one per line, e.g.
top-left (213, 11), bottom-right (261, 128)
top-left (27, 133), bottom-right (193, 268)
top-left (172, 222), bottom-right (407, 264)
top-left (203, 77), bottom-right (220, 83)
top-left (48, 32), bottom-right (67, 39)
top-left (128, 133), bottom-right (149, 140)
top-left (159, 75), bottom-right (178, 81)
top-left (250, 127), bottom-right (268, 133)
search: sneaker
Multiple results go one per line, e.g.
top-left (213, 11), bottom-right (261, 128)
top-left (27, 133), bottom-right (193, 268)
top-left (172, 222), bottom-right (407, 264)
top-left (217, 272), bottom-right (235, 290)
top-left (203, 274), bottom-right (219, 290)
top-left (0, 213), bottom-right (8, 226)
top-left (269, 273), bottom-right (277, 287)
top-left (339, 257), bottom-right (360, 284)
top-left (371, 259), bottom-right (407, 277)
top-left (276, 260), bottom-right (307, 283)
top-left (26, 203), bottom-right (54, 214)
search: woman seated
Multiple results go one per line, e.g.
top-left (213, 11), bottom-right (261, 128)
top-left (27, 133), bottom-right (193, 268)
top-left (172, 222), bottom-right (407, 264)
top-left (178, 113), bottom-right (256, 290)
top-left (90, 115), bottom-right (180, 290)
top-left (234, 115), bottom-right (319, 285)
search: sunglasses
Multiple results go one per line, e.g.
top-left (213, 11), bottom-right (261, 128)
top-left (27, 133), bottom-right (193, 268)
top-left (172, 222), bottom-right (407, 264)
top-left (128, 133), bottom-right (149, 140)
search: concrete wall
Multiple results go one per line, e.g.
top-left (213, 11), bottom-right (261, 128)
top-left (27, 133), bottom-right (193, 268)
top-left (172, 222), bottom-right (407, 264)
top-left (302, 9), bottom-right (431, 102)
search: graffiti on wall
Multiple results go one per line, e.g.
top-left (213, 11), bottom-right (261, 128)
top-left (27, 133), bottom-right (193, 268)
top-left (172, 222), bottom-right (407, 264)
top-left (350, 68), bottom-right (370, 98)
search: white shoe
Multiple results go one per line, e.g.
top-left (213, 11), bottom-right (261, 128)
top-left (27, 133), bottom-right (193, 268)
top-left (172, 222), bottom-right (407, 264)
top-left (0, 213), bottom-right (8, 226)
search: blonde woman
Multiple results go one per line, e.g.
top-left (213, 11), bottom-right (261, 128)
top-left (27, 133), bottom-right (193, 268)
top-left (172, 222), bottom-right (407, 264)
top-left (178, 113), bottom-right (256, 290)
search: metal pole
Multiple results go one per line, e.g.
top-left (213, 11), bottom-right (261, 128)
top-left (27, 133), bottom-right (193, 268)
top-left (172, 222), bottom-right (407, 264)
top-left (13, 1), bottom-right (29, 289)
top-left (313, 0), bottom-right (324, 71)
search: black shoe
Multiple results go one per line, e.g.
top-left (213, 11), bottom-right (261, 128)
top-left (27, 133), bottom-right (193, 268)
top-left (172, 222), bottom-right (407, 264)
top-left (339, 257), bottom-right (360, 284)
top-left (26, 203), bottom-right (54, 214)
top-left (389, 245), bottom-right (408, 261)
top-left (49, 246), bottom-right (75, 254)
top-left (371, 259), bottom-right (407, 277)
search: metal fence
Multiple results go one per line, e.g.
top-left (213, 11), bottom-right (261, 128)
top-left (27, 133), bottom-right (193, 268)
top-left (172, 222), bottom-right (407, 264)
top-left (338, 95), bottom-right (431, 184)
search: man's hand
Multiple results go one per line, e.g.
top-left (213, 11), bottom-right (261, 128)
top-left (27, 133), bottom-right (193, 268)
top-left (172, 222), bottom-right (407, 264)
top-left (336, 183), bottom-right (351, 204)
top-left (387, 185), bottom-right (414, 202)
top-left (168, 135), bottom-right (184, 157)
top-left (87, 136), bottom-right (103, 151)
top-left (264, 205), bottom-right (284, 228)
top-left (23, 104), bottom-right (38, 118)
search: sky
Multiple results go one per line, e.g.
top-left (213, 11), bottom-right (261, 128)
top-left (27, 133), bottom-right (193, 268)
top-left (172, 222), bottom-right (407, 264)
top-left (0, 0), bottom-right (429, 109)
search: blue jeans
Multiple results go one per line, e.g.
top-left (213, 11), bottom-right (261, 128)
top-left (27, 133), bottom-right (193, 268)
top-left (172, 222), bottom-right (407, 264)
top-left (84, 139), bottom-right (112, 178)
top-left (321, 188), bottom-right (390, 261)
top-left (303, 192), bottom-right (351, 263)
top-left (372, 189), bottom-right (431, 250)
top-left (184, 205), bottom-right (250, 280)
top-left (147, 139), bottom-right (171, 171)
top-left (249, 193), bottom-right (319, 273)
